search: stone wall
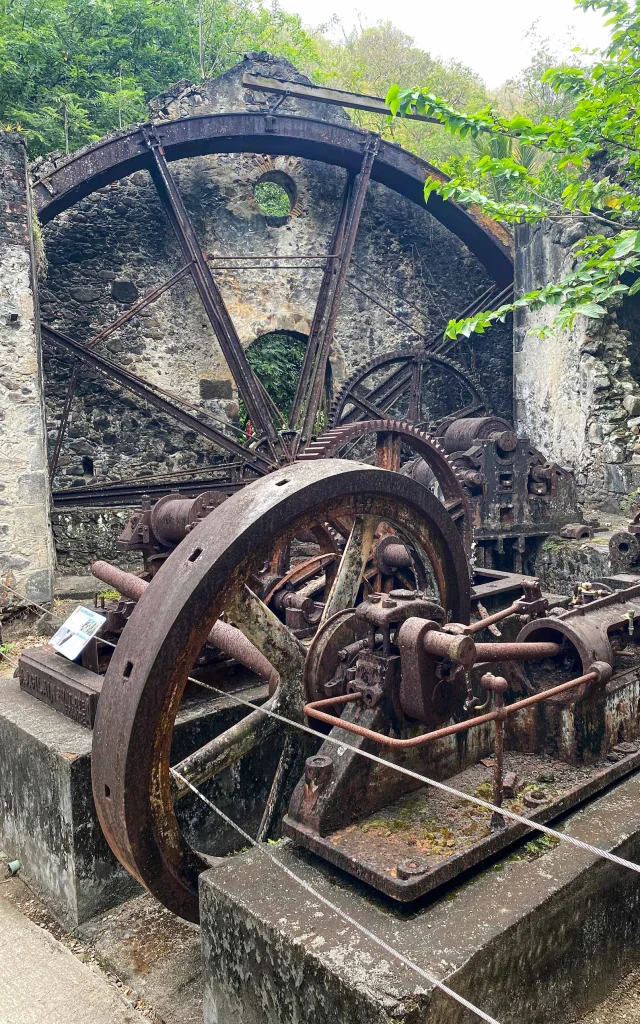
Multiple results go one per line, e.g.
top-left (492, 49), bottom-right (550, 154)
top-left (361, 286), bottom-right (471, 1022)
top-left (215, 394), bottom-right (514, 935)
top-left (514, 217), bottom-right (640, 511)
top-left (0, 133), bottom-right (55, 605)
top-left (37, 55), bottom-right (512, 503)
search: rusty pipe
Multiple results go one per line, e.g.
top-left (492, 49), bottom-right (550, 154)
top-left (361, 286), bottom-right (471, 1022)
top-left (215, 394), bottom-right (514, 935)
top-left (474, 641), bottom-right (562, 662)
top-left (463, 600), bottom-right (524, 635)
top-left (91, 560), bottom-right (279, 688)
top-left (481, 673), bottom-right (507, 823)
top-left (303, 671), bottom-right (598, 748)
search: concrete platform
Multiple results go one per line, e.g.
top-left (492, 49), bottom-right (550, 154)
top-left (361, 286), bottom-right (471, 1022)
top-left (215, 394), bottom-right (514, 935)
top-left (0, 672), bottom-right (276, 928)
top-left (200, 770), bottom-right (640, 1024)
top-left (0, 893), bottom-right (148, 1024)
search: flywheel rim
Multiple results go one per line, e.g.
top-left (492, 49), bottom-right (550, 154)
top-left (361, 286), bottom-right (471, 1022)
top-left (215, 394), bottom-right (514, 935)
top-left (92, 459), bottom-right (470, 921)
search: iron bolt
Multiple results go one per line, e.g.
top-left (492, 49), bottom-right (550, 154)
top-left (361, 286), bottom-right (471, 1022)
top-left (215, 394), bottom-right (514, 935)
top-left (613, 742), bottom-right (638, 756)
top-left (304, 755), bottom-right (333, 788)
top-left (396, 857), bottom-right (431, 879)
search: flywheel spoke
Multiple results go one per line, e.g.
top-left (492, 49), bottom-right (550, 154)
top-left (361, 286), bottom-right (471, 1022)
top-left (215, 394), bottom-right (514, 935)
top-left (321, 514), bottom-right (378, 623)
top-left (374, 430), bottom-right (402, 472)
top-left (226, 584), bottom-right (306, 704)
top-left (171, 702), bottom-right (278, 801)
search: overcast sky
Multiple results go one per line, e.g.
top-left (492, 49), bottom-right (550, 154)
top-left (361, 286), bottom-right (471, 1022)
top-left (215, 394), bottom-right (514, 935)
top-left (278, 0), bottom-right (610, 88)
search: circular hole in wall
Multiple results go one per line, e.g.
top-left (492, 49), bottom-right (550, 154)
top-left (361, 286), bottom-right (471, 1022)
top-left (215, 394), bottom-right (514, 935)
top-left (253, 172), bottom-right (296, 225)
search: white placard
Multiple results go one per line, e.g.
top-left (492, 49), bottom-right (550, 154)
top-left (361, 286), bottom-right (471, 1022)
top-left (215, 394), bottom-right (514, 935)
top-left (49, 606), bottom-right (107, 662)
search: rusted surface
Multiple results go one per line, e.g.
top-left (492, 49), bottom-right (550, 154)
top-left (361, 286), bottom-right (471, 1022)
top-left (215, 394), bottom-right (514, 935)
top-left (33, 114), bottom-right (513, 283)
top-left (92, 460), bottom-right (470, 921)
top-left (330, 350), bottom-right (492, 433)
top-left (284, 745), bottom-right (640, 901)
top-left (299, 418), bottom-right (471, 554)
top-left (304, 671), bottom-right (598, 746)
top-left (146, 135), bottom-right (280, 447)
top-left (518, 581), bottom-right (640, 698)
top-left (441, 415), bottom-right (515, 454)
top-left (90, 559), bottom-right (278, 686)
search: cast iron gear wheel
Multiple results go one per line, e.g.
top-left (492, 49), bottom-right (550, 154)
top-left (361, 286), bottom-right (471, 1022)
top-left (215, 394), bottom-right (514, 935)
top-left (299, 418), bottom-right (470, 556)
top-left (329, 350), bottom-right (492, 435)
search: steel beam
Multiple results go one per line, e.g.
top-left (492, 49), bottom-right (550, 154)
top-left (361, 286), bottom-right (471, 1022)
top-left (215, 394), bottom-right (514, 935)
top-left (288, 173), bottom-right (354, 431)
top-left (42, 325), bottom-right (274, 473)
top-left (300, 135), bottom-right (379, 442)
top-left (32, 114), bottom-right (513, 284)
top-left (143, 131), bottom-right (280, 448)
top-left (48, 263), bottom-right (195, 481)
top-left (242, 73), bottom-right (441, 125)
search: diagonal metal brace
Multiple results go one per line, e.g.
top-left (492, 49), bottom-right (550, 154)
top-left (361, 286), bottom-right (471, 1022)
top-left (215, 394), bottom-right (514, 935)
top-left (141, 127), bottom-right (280, 448)
top-left (298, 134), bottom-right (380, 442)
top-left (42, 325), bottom-right (275, 473)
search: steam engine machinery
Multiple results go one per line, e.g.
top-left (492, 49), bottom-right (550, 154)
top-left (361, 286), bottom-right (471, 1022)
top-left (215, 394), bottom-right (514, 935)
top-left (15, 452), bottom-right (640, 924)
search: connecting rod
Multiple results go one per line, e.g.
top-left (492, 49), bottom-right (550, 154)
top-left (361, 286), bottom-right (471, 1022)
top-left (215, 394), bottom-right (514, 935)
top-left (91, 560), bottom-right (278, 689)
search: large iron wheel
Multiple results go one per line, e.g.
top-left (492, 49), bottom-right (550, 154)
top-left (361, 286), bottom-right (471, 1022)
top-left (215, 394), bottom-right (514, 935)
top-left (330, 351), bottom-right (492, 435)
top-left (92, 459), bottom-right (470, 922)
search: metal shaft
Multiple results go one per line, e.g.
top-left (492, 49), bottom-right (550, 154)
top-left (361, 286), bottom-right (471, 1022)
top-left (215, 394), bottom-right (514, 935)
top-left (91, 560), bottom-right (278, 687)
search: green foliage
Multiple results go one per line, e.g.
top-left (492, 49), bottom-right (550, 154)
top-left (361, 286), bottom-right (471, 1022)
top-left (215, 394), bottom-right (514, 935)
top-left (240, 332), bottom-right (307, 427)
top-left (0, 0), bottom-right (324, 157)
top-left (0, 0), bottom-right (490, 169)
top-left (99, 588), bottom-right (121, 601)
top-left (387, 0), bottom-right (640, 340)
top-left (314, 22), bottom-right (489, 165)
top-left (253, 180), bottom-right (291, 217)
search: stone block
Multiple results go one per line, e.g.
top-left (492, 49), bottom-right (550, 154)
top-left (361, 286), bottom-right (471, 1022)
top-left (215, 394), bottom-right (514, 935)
top-left (0, 672), bottom-right (276, 928)
top-left (623, 394), bottom-right (640, 415)
top-left (200, 772), bottom-right (640, 1024)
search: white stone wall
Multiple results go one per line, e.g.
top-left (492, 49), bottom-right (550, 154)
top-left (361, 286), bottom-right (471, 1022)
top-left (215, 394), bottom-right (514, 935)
top-left (0, 133), bottom-right (55, 605)
top-left (514, 218), bottom-right (640, 510)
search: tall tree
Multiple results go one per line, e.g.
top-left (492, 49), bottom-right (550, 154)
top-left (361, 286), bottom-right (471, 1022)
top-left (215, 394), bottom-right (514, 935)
top-left (386, 0), bottom-right (640, 341)
top-left (0, 0), bottom-right (324, 156)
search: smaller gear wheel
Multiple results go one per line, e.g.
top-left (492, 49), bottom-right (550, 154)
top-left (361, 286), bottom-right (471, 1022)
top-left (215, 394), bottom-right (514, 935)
top-left (330, 350), bottom-right (492, 434)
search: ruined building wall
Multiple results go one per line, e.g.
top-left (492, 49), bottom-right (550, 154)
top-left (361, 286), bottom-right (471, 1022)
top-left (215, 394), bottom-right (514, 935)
top-left (0, 134), bottom-right (55, 603)
top-left (514, 218), bottom-right (640, 511)
top-left (33, 56), bottom-right (513, 570)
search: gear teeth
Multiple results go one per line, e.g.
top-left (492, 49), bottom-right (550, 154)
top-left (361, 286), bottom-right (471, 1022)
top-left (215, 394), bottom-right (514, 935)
top-left (330, 350), bottom-right (492, 432)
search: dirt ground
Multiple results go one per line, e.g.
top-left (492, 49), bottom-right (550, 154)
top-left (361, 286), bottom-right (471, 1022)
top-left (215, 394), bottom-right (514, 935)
top-left (571, 968), bottom-right (640, 1024)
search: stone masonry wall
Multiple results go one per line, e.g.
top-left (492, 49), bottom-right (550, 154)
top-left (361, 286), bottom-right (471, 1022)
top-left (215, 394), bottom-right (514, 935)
top-left (514, 217), bottom-right (640, 511)
top-left (0, 133), bottom-right (55, 605)
top-left (36, 55), bottom-right (512, 500)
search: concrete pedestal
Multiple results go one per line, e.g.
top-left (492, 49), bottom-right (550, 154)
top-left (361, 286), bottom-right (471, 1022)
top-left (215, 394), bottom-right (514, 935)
top-left (200, 771), bottom-right (640, 1024)
top-left (0, 673), bottom-right (275, 929)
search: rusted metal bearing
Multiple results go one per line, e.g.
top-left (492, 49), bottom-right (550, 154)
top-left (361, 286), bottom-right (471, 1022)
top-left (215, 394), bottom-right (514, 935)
top-left (441, 415), bottom-right (516, 455)
top-left (92, 459), bottom-right (470, 922)
top-left (374, 535), bottom-right (412, 575)
top-left (609, 530), bottom-right (640, 568)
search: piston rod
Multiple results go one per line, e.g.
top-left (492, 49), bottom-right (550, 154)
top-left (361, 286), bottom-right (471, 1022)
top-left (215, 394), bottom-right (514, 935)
top-left (91, 560), bottom-right (279, 688)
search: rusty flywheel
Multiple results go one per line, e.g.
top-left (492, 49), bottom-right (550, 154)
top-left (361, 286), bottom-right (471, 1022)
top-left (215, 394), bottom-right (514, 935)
top-left (91, 459), bottom-right (470, 922)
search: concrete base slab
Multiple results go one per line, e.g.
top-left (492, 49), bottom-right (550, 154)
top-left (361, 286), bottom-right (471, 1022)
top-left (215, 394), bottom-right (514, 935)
top-left (0, 893), bottom-right (148, 1024)
top-left (0, 673), bottom-right (276, 928)
top-left (78, 893), bottom-right (202, 1024)
top-left (200, 771), bottom-right (640, 1024)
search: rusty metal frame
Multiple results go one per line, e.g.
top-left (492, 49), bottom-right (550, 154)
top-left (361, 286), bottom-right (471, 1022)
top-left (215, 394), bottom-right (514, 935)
top-left (289, 173), bottom-right (354, 431)
top-left (43, 325), bottom-right (275, 473)
top-left (48, 263), bottom-right (195, 480)
top-left (143, 130), bottom-right (280, 448)
top-left (32, 113), bottom-right (513, 283)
